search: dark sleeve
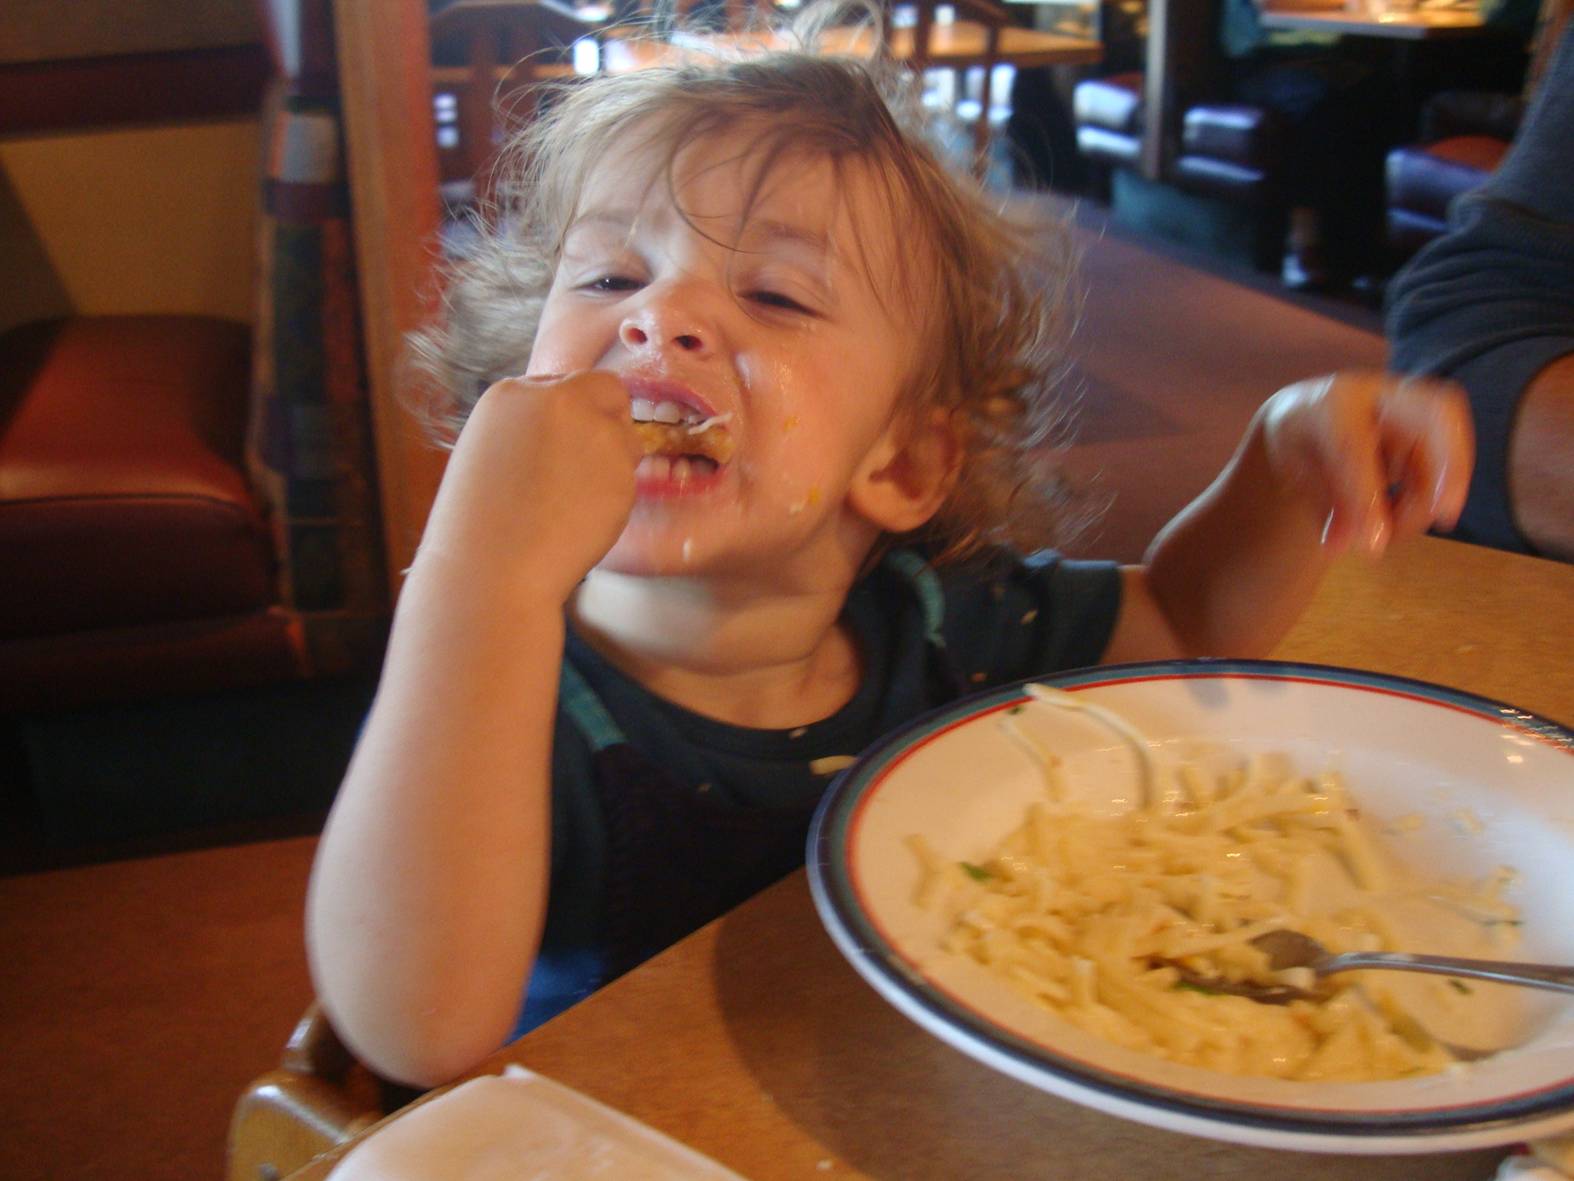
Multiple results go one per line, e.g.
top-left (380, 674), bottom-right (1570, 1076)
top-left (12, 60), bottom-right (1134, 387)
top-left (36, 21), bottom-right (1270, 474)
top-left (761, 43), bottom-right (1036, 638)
top-left (939, 550), bottom-right (1123, 685)
top-left (516, 706), bottom-right (612, 1034)
top-left (547, 705), bottom-right (606, 926)
top-left (1385, 25), bottom-right (1574, 553)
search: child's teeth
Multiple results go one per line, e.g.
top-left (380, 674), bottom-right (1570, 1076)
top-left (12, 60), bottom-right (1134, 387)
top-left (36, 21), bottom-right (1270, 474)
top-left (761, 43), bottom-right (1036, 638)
top-left (631, 399), bottom-right (719, 428)
top-left (640, 454), bottom-right (672, 480)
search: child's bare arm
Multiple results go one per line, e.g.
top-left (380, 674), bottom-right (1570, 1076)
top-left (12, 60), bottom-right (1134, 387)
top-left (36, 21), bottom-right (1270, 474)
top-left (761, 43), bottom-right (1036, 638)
top-left (1103, 372), bottom-right (1473, 663)
top-left (306, 373), bottom-right (640, 1087)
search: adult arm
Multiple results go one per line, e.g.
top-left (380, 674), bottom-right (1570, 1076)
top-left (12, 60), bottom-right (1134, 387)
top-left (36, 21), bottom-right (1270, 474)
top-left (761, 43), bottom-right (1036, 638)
top-left (1511, 354), bottom-right (1574, 559)
top-left (1386, 24), bottom-right (1574, 558)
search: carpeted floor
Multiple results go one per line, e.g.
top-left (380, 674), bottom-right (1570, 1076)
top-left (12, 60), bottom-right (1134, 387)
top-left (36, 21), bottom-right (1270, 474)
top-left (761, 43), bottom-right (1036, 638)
top-left (0, 836), bottom-right (320, 1181)
top-left (0, 216), bottom-right (1387, 1181)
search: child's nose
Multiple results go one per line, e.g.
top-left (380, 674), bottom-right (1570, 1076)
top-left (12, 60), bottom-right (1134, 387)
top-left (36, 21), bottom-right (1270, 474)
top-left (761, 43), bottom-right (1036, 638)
top-left (619, 286), bottom-right (713, 357)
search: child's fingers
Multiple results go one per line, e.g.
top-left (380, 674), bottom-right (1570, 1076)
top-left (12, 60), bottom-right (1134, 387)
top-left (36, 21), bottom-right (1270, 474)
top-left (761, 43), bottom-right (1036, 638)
top-left (1323, 441), bottom-right (1393, 555)
top-left (1264, 371), bottom-right (1472, 555)
top-left (1377, 378), bottom-right (1474, 535)
top-left (1384, 436), bottom-right (1440, 539)
top-left (1264, 375), bottom-right (1385, 554)
top-left (1311, 377), bottom-right (1392, 554)
top-left (504, 370), bottom-right (643, 462)
top-left (569, 370), bottom-right (644, 450)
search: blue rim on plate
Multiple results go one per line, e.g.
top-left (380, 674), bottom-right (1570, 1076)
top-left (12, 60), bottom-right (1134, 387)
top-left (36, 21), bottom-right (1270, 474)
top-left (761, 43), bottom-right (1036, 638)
top-left (806, 659), bottom-right (1574, 1147)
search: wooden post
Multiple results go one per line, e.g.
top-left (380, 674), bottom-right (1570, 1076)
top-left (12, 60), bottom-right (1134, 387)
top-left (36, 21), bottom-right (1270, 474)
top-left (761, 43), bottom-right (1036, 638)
top-left (1139, 0), bottom-right (1171, 180)
top-left (333, 0), bottom-right (449, 598)
top-left (1141, 0), bottom-right (1221, 182)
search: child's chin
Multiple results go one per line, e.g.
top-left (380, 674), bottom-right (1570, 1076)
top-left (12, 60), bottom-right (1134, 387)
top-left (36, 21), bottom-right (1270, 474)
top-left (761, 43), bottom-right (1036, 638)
top-left (596, 532), bottom-right (707, 577)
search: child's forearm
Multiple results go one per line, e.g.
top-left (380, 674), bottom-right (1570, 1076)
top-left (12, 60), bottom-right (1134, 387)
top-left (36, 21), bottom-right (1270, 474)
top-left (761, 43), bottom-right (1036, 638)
top-left (306, 559), bottom-right (562, 1087)
top-left (1107, 372), bottom-right (1471, 663)
top-left (1114, 407), bottom-right (1333, 661)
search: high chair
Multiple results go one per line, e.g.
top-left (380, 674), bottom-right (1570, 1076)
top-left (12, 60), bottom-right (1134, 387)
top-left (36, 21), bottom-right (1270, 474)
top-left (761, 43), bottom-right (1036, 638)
top-left (227, 1004), bottom-right (407, 1181)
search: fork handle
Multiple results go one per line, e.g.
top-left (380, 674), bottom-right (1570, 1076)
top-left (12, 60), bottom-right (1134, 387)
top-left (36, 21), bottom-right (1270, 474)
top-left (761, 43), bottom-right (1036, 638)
top-left (1322, 952), bottom-right (1574, 995)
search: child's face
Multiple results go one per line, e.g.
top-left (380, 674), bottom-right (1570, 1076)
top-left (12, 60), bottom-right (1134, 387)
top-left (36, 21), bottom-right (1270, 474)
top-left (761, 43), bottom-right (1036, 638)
top-left (527, 125), bottom-right (927, 582)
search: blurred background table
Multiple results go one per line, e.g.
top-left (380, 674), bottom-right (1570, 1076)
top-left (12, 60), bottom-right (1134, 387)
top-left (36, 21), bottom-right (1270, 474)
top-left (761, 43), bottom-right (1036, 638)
top-left (1258, 4), bottom-right (1487, 38)
top-left (286, 534), bottom-right (1572, 1181)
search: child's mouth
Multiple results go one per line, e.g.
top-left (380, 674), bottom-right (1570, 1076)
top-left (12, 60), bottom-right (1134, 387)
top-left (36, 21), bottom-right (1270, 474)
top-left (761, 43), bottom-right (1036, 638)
top-left (630, 399), bottom-right (732, 494)
top-left (631, 400), bottom-right (734, 462)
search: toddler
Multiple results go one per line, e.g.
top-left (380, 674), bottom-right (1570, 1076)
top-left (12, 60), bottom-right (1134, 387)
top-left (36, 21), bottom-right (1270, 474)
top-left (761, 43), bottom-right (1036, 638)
top-left (307, 38), bottom-right (1471, 1086)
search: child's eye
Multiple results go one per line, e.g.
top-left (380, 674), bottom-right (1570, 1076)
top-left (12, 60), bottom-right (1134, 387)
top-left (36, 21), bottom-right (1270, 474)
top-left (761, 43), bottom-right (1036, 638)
top-left (582, 274), bottom-right (644, 294)
top-left (748, 289), bottom-right (815, 315)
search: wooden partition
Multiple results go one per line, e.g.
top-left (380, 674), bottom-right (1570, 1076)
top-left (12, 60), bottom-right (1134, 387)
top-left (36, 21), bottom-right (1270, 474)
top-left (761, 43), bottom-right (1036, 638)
top-left (334, 0), bottom-right (450, 595)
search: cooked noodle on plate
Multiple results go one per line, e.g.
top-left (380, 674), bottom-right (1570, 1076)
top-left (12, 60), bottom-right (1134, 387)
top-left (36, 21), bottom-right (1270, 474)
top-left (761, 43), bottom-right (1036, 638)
top-left (908, 693), bottom-right (1522, 1082)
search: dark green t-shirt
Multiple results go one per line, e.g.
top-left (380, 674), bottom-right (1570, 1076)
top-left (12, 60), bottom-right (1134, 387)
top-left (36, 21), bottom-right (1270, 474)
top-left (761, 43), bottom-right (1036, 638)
top-left (515, 547), bottom-right (1122, 1032)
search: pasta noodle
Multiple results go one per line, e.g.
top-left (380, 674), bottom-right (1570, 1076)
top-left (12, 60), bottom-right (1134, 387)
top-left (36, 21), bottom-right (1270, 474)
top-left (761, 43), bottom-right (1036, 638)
top-left (909, 696), bottom-right (1520, 1082)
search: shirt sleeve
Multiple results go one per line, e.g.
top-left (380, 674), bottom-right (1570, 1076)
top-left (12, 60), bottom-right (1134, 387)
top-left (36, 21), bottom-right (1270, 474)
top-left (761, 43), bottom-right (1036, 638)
top-left (938, 550), bottom-right (1123, 686)
top-left (1385, 25), bottom-right (1574, 553)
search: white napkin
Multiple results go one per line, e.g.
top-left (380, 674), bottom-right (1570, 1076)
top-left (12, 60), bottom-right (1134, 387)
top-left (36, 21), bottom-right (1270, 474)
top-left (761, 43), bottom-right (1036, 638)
top-left (1495, 1133), bottom-right (1574, 1181)
top-left (327, 1065), bottom-right (750, 1181)
top-left (1497, 1158), bottom-right (1569, 1181)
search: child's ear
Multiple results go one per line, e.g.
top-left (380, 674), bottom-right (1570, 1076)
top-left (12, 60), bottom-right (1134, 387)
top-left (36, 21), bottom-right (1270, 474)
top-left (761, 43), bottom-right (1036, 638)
top-left (847, 408), bottom-right (962, 534)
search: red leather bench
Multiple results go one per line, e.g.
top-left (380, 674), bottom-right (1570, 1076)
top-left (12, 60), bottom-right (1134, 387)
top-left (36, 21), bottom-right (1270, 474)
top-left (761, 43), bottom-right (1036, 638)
top-left (0, 315), bottom-right (313, 712)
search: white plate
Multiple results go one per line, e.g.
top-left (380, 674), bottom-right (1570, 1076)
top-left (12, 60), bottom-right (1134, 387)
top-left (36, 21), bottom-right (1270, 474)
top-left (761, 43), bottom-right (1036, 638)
top-left (807, 660), bottom-right (1574, 1154)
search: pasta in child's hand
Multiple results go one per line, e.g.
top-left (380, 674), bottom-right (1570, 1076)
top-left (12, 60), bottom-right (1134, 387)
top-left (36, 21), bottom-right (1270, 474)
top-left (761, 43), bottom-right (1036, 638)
top-left (909, 702), bottom-right (1522, 1082)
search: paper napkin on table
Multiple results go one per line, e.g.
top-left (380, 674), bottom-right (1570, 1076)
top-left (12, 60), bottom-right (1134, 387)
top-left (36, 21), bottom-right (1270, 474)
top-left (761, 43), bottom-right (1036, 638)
top-left (327, 1065), bottom-right (750, 1181)
top-left (1495, 1132), bottom-right (1574, 1181)
top-left (1497, 1157), bottom-right (1570, 1181)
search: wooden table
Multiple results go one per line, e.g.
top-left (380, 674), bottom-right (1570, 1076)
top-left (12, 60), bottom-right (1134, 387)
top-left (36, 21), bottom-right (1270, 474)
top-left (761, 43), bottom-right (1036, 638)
top-left (1256, 3), bottom-right (1500, 172)
top-left (600, 17), bottom-right (1100, 170)
top-left (291, 536), bottom-right (1572, 1180)
top-left (1257, 4), bottom-right (1486, 38)
top-left (1273, 535), bottom-right (1573, 726)
top-left (601, 22), bottom-right (1102, 73)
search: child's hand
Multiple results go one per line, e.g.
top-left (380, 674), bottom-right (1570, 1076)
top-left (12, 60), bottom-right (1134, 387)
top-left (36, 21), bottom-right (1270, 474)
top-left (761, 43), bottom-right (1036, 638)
top-left (418, 371), bottom-right (643, 602)
top-left (1261, 371), bottom-right (1474, 556)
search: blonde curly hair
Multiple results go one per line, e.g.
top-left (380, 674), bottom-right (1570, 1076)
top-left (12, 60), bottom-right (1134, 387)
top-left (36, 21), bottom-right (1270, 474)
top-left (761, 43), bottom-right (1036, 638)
top-left (410, 15), bottom-right (1089, 563)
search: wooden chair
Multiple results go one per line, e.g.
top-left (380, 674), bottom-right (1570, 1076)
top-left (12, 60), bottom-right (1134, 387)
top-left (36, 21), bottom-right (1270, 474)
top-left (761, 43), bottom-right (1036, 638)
top-left (879, 0), bottom-right (1104, 169)
top-left (429, 0), bottom-right (607, 198)
top-left (429, 0), bottom-right (1100, 182)
top-left (227, 1004), bottom-right (403, 1181)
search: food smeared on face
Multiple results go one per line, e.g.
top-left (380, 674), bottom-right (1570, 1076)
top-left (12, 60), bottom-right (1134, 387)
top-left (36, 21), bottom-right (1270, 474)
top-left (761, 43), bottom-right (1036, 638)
top-left (785, 484), bottom-right (822, 516)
